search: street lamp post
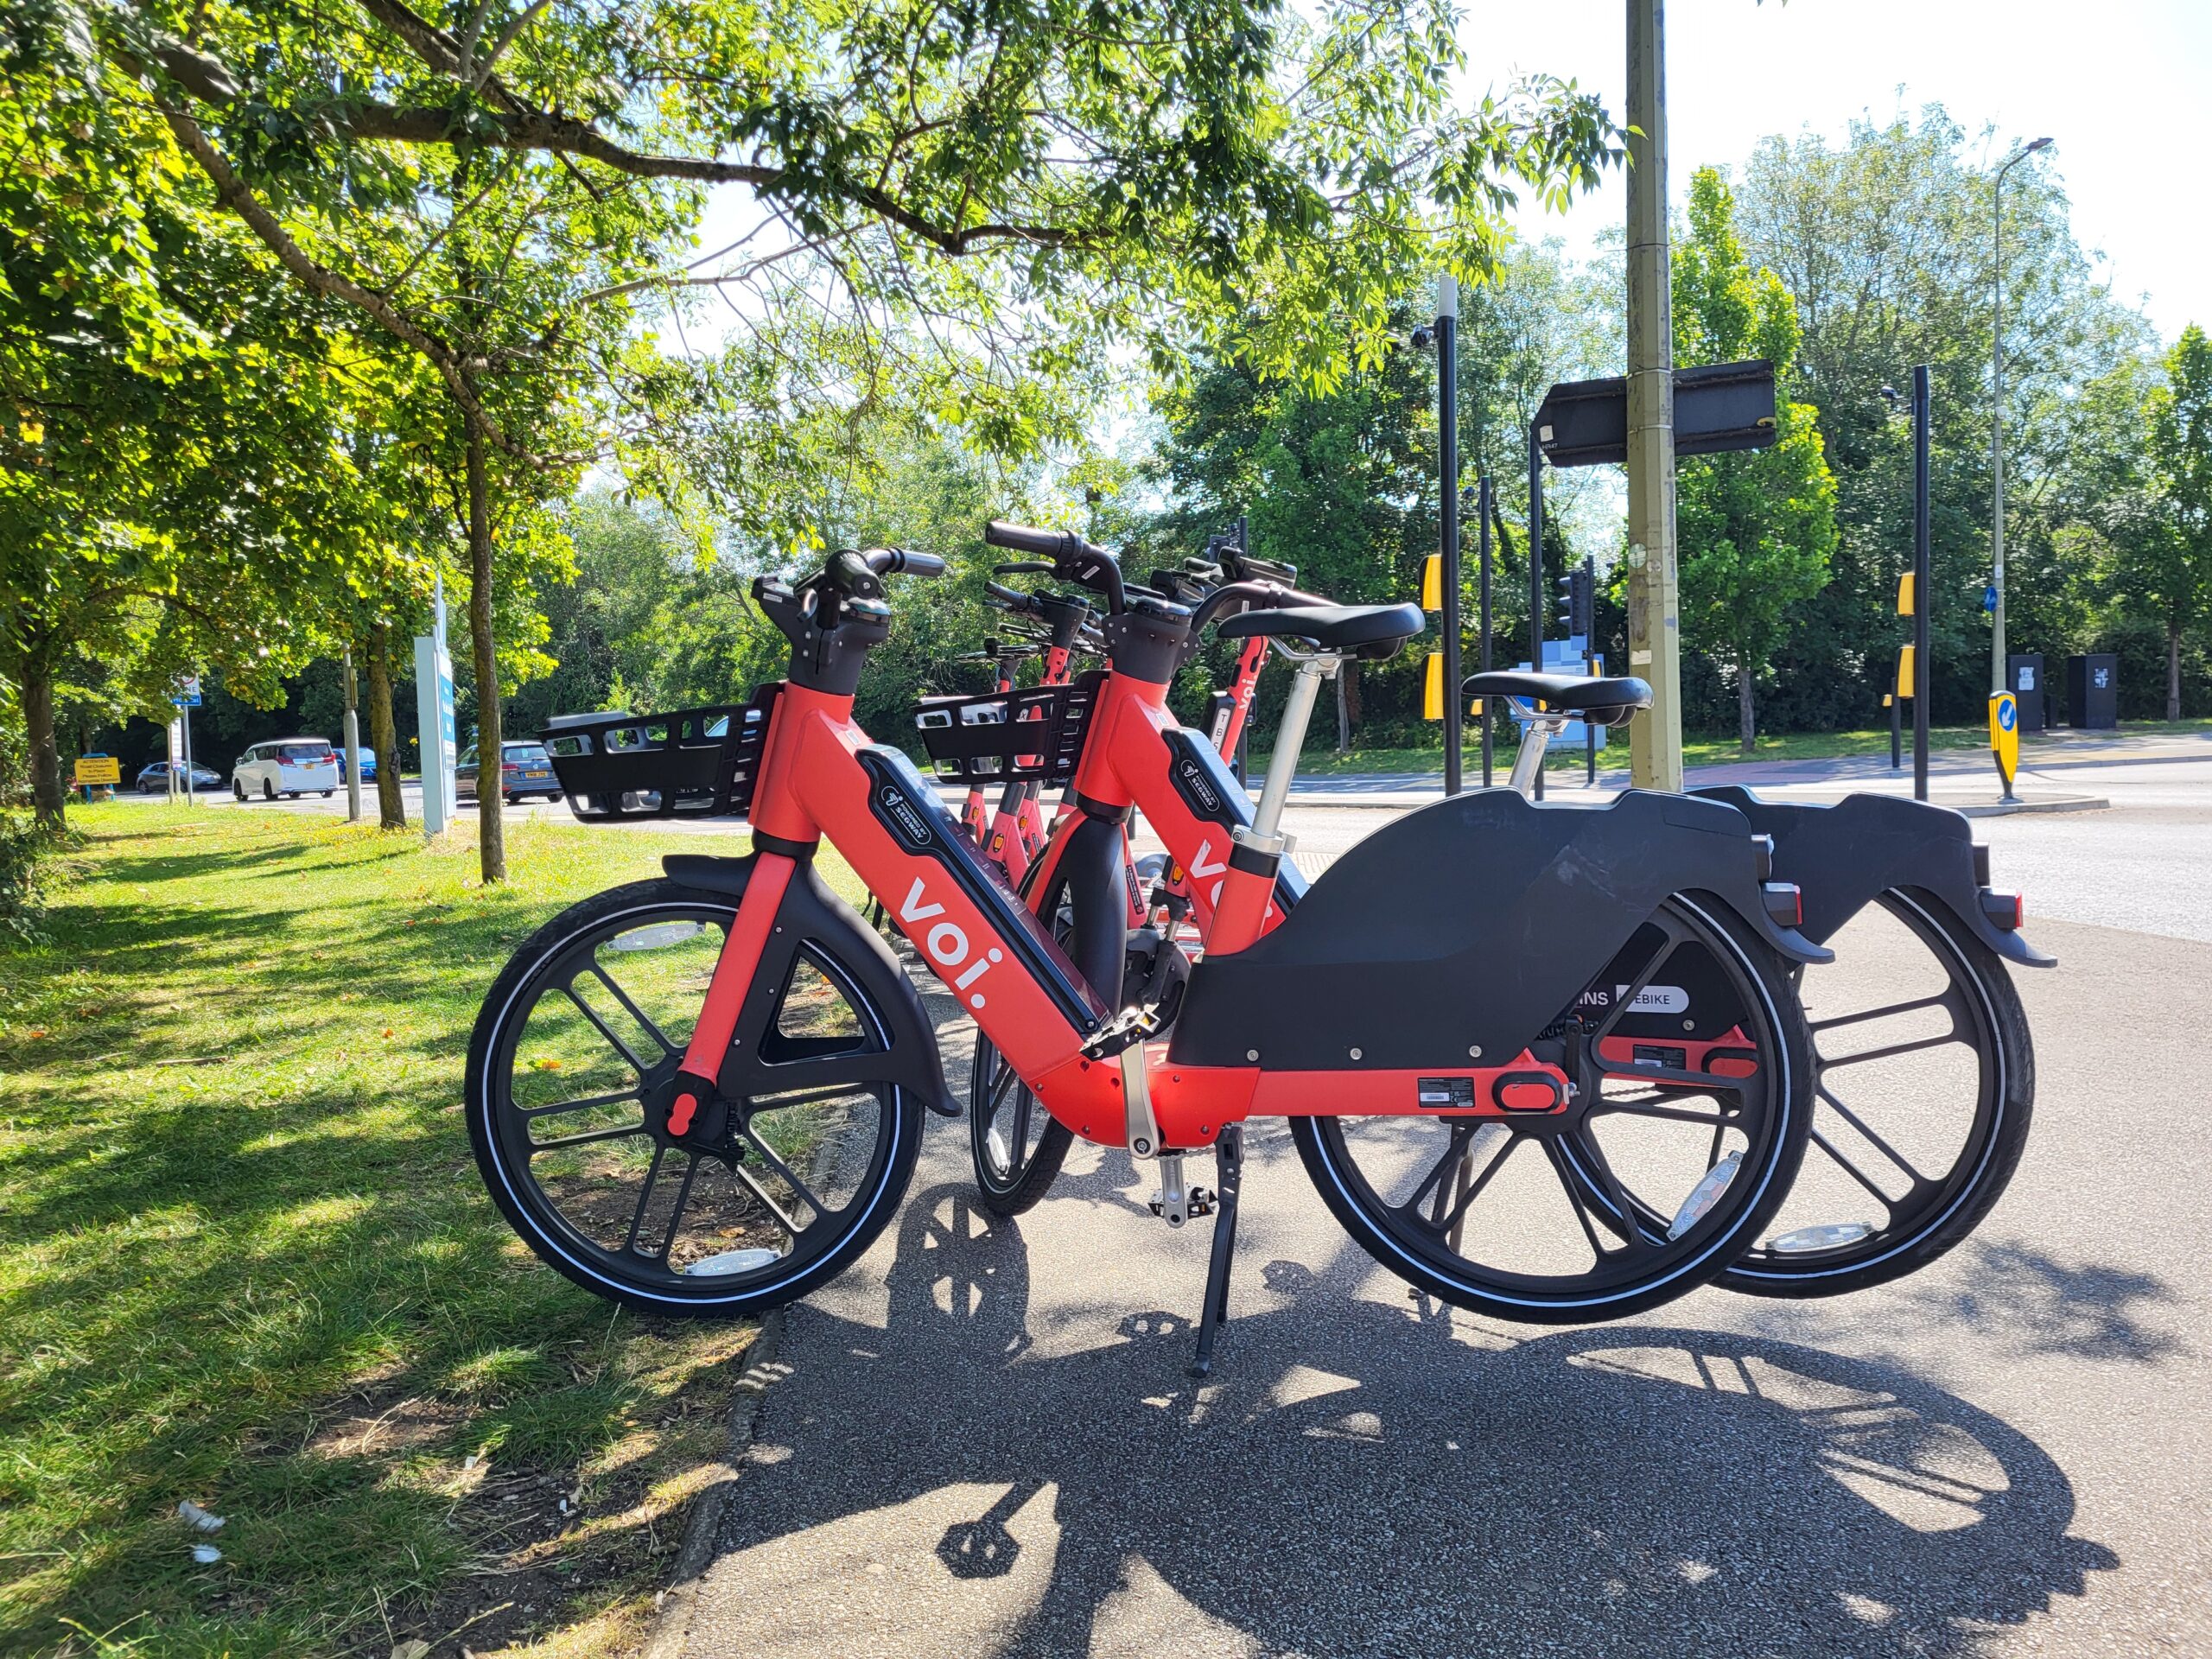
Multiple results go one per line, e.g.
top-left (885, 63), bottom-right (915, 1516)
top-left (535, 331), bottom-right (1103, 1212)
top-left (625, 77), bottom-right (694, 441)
top-left (1991, 135), bottom-right (2051, 693)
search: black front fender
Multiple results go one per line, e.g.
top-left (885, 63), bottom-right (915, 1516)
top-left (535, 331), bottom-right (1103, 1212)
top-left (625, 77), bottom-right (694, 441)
top-left (1690, 786), bottom-right (2055, 968)
top-left (662, 852), bottom-right (960, 1115)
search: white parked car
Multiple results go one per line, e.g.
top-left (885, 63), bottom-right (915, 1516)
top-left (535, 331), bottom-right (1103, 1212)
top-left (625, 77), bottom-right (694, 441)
top-left (232, 738), bottom-right (340, 801)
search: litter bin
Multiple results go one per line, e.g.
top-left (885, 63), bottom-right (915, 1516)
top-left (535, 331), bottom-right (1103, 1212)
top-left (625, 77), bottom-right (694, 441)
top-left (2067, 653), bottom-right (2118, 729)
top-left (2006, 653), bottom-right (2046, 734)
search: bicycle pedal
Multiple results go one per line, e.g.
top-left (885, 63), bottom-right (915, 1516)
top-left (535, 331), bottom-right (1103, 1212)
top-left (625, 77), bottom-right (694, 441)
top-left (1147, 1157), bottom-right (1217, 1228)
top-left (1080, 1002), bottom-right (1161, 1060)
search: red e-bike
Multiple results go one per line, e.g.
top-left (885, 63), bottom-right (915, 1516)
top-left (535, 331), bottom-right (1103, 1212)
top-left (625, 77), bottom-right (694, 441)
top-left (476, 543), bottom-right (1821, 1370)
top-left (985, 535), bottom-right (2047, 1306)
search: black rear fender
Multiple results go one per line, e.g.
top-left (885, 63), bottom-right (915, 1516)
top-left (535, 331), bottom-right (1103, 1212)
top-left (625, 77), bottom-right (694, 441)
top-left (1167, 788), bottom-right (1820, 1074)
top-left (662, 852), bottom-right (960, 1116)
top-left (1690, 786), bottom-right (2055, 968)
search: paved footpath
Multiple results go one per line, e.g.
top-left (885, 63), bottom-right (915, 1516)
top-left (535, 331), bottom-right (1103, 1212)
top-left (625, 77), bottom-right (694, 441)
top-left (666, 907), bottom-right (2210, 1659)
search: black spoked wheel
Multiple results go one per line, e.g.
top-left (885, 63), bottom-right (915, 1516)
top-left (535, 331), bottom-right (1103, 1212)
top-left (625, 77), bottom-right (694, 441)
top-left (969, 885), bottom-right (1080, 1217)
top-left (969, 1030), bottom-right (1075, 1215)
top-left (467, 879), bottom-right (923, 1315)
top-left (1716, 889), bottom-right (2032, 1296)
top-left (1294, 894), bottom-right (1815, 1324)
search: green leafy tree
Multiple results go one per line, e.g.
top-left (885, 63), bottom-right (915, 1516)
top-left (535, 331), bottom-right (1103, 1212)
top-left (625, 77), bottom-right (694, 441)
top-left (1733, 110), bottom-right (2148, 731)
top-left (1144, 321), bottom-right (1435, 749)
top-left (1670, 167), bottom-right (1837, 753)
top-left (2124, 325), bottom-right (2212, 719)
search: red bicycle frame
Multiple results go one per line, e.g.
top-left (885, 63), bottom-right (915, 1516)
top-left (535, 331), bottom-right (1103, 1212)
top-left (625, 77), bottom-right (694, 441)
top-left (692, 658), bottom-right (1570, 1154)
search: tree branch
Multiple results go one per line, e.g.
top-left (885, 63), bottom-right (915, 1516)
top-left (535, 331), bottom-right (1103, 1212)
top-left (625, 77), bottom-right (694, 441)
top-left (141, 86), bottom-right (529, 459)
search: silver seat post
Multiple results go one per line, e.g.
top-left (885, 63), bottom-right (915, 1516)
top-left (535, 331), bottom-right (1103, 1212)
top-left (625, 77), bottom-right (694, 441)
top-left (1505, 699), bottom-right (1571, 799)
top-left (1251, 653), bottom-right (1338, 842)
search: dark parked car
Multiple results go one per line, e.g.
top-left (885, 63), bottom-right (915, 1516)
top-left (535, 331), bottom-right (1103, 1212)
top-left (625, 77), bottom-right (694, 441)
top-left (137, 760), bottom-right (225, 793)
top-left (457, 741), bottom-right (563, 804)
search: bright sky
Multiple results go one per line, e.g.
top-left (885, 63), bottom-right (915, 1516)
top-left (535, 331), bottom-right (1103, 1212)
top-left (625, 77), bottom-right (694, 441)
top-left (1472, 0), bottom-right (2212, 341)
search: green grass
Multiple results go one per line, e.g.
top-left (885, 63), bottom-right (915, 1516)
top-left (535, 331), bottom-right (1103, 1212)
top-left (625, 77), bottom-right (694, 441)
top-left (0, 807), bottom-right (785, 1656)
top-left (1255, 717), bottom-right (2212, 778)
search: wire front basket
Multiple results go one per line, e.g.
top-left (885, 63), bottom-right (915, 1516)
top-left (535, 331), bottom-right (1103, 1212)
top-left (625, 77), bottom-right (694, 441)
top-left (912, 673), bottom-right (1100, 785)
top-left (541, 686), bottom-right (781, 822)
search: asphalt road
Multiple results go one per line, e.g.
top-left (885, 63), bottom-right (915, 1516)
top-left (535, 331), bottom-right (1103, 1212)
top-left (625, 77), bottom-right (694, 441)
top-left (658, 746), bottom-right (2212, 1658)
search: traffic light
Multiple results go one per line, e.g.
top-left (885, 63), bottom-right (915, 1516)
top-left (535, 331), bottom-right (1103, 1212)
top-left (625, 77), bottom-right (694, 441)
top-left (1554, 564), bottom-right (1593, 641)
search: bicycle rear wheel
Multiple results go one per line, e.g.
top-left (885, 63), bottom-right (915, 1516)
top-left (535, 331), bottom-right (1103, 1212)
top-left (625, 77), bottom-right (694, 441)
top-left (1294, 893), bottom-right (1815, 1324)
top-left (1717, 888), bottom-right (2033, 1295)
top-left (467, 879), bottom-right (924, 1315)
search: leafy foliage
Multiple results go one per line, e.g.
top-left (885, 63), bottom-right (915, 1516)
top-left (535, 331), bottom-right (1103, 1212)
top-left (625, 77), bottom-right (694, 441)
top-left (1669, 167), bottom-right (1837, 751)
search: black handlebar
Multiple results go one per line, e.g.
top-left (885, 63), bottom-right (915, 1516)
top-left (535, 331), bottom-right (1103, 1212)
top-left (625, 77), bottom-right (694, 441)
top-left (985, 518), bottom-right (1126, 613)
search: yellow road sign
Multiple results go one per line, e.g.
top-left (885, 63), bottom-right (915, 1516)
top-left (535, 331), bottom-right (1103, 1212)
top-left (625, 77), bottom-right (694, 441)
top-left (1989, 690), bottom-right (2019, 796)
top-left (73, 755), bottom-right (120, 785)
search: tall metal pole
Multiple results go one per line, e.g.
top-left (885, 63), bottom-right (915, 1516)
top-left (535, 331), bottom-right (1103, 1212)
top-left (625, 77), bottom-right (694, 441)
top-left (1914, 364), bottom-right (1933, 802)
top-left (182, 703), bottom-right (195, 807)
top-left (1528, 420), bottom-right (1546, 801)
top-left (1584, 556), bottom-right (1599, 785)
top-left (343, 647), bottom-right (364, 823)
top-left (1438, 275), bottom-right (1464, 797)
top-left (1624, 0), bottom-right (1682, 791)
top-left (1991, 136), bottom-right (2051, 695)
top-left (1478, 474), bottom-right (1495, 787)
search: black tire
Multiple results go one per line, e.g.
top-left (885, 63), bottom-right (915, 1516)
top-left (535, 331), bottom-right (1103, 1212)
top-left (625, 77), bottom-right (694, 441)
top-left (262, 780), bottom-right (276, 801)
top-left (321, 791), bottom-right (334, 798)
top-left (1717, 890), bottom-right (2033, 1297)
top-left (1294, 893), bottom-right (1815, 1325)
top-left (969, 832), bottom-right (1123, 1217)
top-left (466, 878), bottom-right (925, 1316)
top-left (233, 784), bottom-right (246, 802)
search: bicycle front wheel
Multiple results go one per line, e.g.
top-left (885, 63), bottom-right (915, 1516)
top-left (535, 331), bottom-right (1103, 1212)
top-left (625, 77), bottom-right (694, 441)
top-left (1294, 893), bottom-right (1815, 1324)
top-left (467, 879), bottom-right (924, 1316)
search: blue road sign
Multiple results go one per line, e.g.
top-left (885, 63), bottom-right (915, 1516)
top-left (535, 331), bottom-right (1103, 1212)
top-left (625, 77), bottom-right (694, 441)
top-left (1982, 585), bottom-right (1999, 613)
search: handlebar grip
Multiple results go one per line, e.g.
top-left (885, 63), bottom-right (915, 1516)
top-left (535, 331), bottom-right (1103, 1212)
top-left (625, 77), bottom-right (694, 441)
top-left (984, 520), bottom-right (1076, 557)
top-left (864, 546), bottom-right (944, 576)
top-left (983, 580), bottom-right (1038, 610)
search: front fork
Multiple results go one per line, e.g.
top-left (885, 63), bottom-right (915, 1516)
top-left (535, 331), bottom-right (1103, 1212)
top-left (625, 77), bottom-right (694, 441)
top-left (664, 852), bottom-right (796, 1135)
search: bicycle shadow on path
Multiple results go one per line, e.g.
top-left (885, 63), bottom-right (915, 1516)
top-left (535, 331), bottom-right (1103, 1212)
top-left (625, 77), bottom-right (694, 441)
top-left (693, 1180), bottom-right (2114, 1659)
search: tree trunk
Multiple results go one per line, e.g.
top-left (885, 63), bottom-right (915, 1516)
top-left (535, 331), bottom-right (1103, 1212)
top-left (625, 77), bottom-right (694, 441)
top-left (1738, 659), bottom-right (1757, 756)
top-left (467, 411), bottom-right (505, 883)
top-left (367, 620), bottom-right (406, 830)
top-left (2169, 616), bottom-right (2183, 723)
top-left (22, 658), bottom-right (65, 829)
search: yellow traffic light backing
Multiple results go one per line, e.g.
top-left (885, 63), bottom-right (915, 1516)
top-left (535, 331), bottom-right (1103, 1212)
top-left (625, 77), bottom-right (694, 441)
top-left (1897, 571), bottom-right (1916, 616)
top-left (1896, 645), bottom-right (1916, 695)
top-left (1423, 652), bottom-right (1444, 720)
top-left (1421, 554), bottom-right (1441, 612)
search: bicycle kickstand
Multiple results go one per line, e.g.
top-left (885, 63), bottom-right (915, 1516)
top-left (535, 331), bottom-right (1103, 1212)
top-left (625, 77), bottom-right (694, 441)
top-left (1189, 1124), bottom-right (1245, 1379)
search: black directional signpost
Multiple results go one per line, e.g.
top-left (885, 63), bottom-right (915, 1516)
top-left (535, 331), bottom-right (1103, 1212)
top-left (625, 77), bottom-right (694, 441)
top-left (1521, 359), bottom-right (1782, 795)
